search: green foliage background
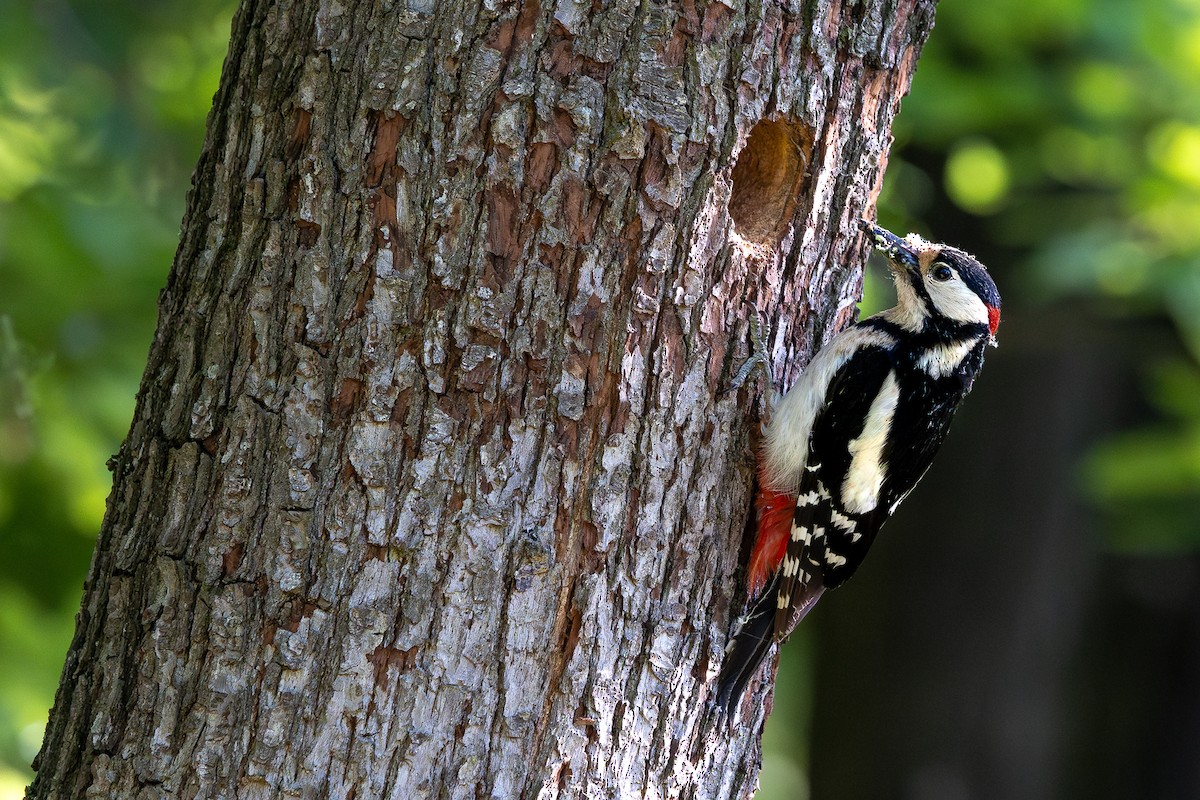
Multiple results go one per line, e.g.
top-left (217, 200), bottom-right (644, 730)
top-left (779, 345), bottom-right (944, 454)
top-left (0, 0), bottom-right (235, 791)
top-left (1, 0), bottom-right (1198, 795)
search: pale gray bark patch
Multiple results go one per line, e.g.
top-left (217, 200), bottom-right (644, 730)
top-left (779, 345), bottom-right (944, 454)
top-left (30, 0), bottom-right (935, 797)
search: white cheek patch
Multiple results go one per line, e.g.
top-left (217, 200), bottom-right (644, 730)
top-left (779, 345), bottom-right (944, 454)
top-left (928, 270), bottom-right (990, 326)
top-left (841, 370), bottom-right (900, 514)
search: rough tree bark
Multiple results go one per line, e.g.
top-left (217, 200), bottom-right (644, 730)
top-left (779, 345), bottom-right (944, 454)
top-left (30, 0), bottom-right (935, 797)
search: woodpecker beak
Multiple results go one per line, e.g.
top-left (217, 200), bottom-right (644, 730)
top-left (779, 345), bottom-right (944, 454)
top-left (860, 220), bottom-right (919, 273)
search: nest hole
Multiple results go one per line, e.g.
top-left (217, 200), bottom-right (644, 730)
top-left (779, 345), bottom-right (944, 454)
top-left (728, 118), bottom-right (813, 246)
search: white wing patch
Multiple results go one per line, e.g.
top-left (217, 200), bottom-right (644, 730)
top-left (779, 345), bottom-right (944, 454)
top-left (761, 327), bottom-right (896, 493)
top-left (841, 370), bottom-right (900, 515)
top-left (916, 337), bottom-right (980, 379)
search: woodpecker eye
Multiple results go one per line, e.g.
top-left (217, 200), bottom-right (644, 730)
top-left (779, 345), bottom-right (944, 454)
top-left (932, 264), bottom-right (953, 282)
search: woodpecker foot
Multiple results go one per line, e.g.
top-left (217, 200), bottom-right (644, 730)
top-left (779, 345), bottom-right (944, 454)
top-left (728, 315), bottom-right (777, 400)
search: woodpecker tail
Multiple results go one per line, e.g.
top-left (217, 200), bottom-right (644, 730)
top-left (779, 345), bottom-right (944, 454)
top-left (713, 575), bottom-right (779, 713)
top-left (713, 468), bottom-right (797, 714)
top-left (714, 573), bottom-right (827, 714)
top-left (716, 467), bottom-right (829, 713)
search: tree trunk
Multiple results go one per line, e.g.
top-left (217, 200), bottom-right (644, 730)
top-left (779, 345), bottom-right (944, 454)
top-left (30, 0), bottom-right (934, 796)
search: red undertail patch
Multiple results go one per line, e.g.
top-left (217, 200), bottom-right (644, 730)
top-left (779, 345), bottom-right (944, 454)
top-left (747, 482), bottom-right (796, 599)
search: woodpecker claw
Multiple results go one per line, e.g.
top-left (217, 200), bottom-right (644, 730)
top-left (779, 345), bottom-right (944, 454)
top-left (728, 315), bottom-right (778, 403)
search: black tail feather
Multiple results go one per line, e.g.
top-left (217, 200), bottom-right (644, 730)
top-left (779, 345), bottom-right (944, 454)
top-left (713, 581), bottom-right (779, 714)
top-left (714, 572), bottom-right (829, 715)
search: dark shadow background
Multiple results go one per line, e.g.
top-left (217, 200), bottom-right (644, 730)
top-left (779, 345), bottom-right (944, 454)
top-left (1, 0), bottom-right (1199, 797)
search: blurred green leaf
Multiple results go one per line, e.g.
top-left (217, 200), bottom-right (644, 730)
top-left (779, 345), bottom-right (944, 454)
top-left (945, 138), bottom-right (1011, 214)
top-left (0, 0), bottom-right (235, 782)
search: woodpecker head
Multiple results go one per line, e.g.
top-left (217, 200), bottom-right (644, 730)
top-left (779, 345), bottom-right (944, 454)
top-left (861, 220), bottom-right (1001, 340)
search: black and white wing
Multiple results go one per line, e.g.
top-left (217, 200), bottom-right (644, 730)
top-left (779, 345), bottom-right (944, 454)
top-left (773, 343), bottom-right (904, 640)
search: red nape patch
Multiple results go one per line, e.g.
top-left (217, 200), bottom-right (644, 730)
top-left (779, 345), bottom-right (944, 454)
top-left (988, 306), bottom-right (1001, 336)
top-left (746, 484), bottom-right (796, 599)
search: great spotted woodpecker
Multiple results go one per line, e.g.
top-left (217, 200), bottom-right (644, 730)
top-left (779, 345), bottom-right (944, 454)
top-left (715, 220), bottom-right (1002, 711)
